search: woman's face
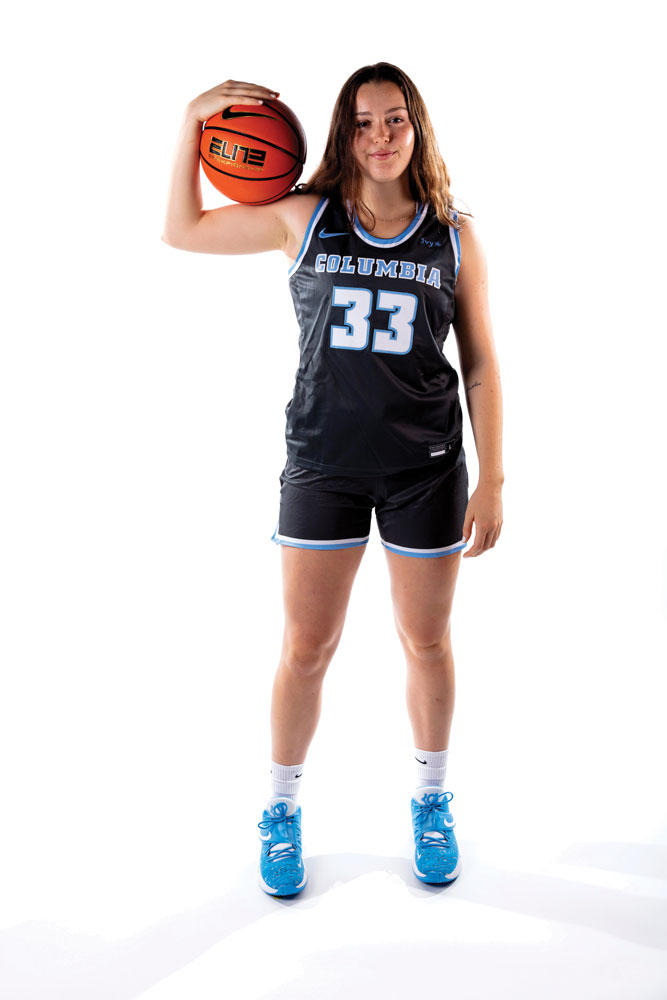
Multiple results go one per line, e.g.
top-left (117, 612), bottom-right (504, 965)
top-left (352, 80), bottom-right (415, 186)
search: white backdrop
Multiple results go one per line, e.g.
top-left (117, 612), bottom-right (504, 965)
top-left (2, 1), bottom-right (666, 997)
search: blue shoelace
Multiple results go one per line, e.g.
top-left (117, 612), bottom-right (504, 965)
top-left (258, 802), bottom-right (302, 865)
top-left (414, 791), bottom-right (454, 852)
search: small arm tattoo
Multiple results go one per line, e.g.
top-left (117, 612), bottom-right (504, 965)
top-left (465, 380), bottom-right (482, 392)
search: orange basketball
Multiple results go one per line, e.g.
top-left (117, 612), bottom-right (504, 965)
top-left (199, 98), bottom-right (306, 205)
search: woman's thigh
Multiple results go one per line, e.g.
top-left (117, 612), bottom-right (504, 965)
top-left (280, 544), bottom-right (366, 646)
top-left (384, 547), bottom-right (462, 647)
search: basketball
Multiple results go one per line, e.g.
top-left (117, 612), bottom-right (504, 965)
top-left (199, 98), bottom-right (307, 204)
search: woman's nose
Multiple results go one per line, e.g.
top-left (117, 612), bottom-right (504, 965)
top-left (370, 121), bottom-right (390, 143)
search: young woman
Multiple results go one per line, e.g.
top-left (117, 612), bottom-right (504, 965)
top-left (162, 63), bottom-right (503, 897)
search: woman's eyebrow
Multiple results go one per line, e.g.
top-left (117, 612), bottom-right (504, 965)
top-left (354, 106), bottom-right (408, 115)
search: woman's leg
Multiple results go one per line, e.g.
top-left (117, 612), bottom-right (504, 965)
top-left (383, 548), bottom-right (463, 751)
top-left (271, 544), bottom-right (366, 764)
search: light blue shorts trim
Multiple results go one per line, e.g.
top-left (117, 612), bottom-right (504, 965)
top-left (380, 537), bottom-right (468, 558)
top-left (271, 525), bottom-right (370, 551)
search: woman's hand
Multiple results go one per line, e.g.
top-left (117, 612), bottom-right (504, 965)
top-left (187, 79), bottom-right (280, 124)
top-left (462, 482), bottom-right (503, 557)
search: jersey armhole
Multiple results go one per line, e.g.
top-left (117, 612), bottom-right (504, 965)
top-left (288, 196), bottom-right (329, 278)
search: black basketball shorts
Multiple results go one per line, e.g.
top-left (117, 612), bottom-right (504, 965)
top-left (271, 437), bottom-right (470, 559)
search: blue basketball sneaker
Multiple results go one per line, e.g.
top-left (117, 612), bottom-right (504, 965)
top-left (410, 786), bottom-right (461, 884)
top-left (257, 796), bottom-right (308, 897)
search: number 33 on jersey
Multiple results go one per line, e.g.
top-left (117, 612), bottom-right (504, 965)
top-left (330, 286), bottom-right (417, 354)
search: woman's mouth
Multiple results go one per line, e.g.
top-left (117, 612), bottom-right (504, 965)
top-left (370, 151), bottom-right (395, 159)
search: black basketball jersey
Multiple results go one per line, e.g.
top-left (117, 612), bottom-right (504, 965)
top-left (284, 193), bottom-right (463, 475)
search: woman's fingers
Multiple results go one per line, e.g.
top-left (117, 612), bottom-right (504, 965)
top-left (189, 81), bottom-right (280, 122)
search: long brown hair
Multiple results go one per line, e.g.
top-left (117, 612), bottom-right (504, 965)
top-left (295, 62), bottom-right (470, 232)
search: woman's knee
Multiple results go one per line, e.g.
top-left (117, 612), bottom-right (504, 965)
top-left (395, 614), bottom-right (452, 661)
top-left (281, 625), bottom-right (342, 676)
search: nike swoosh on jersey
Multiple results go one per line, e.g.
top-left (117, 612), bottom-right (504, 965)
top-left (319, 228), bottom-right (349, 238)
top-left (221, 107), bottom-right (274, 121)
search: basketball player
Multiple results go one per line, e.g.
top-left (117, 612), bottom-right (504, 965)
top-left (162, 63), bottom-right (503, 896)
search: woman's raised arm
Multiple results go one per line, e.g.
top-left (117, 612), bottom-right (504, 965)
top-left (161, 79), bottom-right (287, 256)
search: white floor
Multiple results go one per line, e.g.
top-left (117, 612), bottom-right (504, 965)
top-left (2, 781), bottom-right (666, 999)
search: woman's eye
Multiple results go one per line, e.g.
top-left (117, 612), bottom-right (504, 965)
top-left (356, 118), bottom-right (404, 128)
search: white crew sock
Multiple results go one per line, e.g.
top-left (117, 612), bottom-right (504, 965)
top-left (414, 747), bottom-right (449, 790)
top-left (270, 760), bottom-right (305, 802)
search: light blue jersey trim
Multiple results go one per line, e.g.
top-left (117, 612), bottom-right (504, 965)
top-left (450, 208), bottom-right (461, 280)
top-left (351, 202), bottom-right (428, 248)
top-left (288, 196), bottom-right (329, 277)
top-left (381, 537), bottom-right (467, 558)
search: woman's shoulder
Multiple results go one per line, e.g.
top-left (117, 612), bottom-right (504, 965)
top-left (276, 191), bottom-right (330, 263)
top-left (277, 190), bottom-right (326, 228)
top-left (453, 210), bottom-right (480, 250)
top-left (453, 212), bottom-right (488, 294)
